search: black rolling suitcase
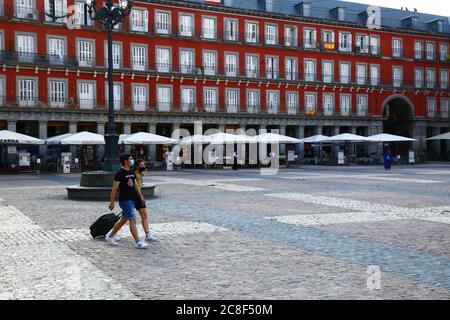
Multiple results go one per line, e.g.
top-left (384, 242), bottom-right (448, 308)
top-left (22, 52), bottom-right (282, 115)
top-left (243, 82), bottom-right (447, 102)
top-left (90, 212), bottom-right (122, 238)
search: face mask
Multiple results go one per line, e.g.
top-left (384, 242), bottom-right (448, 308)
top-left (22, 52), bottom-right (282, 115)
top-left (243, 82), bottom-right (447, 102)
top-left (138, 167), bottom-right (146, 173)
top-left (129, 159), bottom-right (135, 167)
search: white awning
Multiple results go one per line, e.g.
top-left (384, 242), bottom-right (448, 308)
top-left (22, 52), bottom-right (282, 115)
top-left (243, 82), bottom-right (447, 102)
top-left (302, 135), bottom-right (330, 143)
top-left (46, 133), bottom-right (75, 145)
top-left (322, 133), bottom-right (373, 143)
top-left (205, 132), bottom-right (253, 144)
top-left (426, 132), bottom-right (450, 140)
top-left (249, 133), bottom-right (302, 144)
top-left (60, 131), bottom-right (105, 145)
top-left (367, 134), bottom-right (416, 142)
top-left (178, 135), bottom-right (210, 145)
top-left (0, 130), bottom-right (44, 145)
top-left (122, 132), bottom-right (178, 145)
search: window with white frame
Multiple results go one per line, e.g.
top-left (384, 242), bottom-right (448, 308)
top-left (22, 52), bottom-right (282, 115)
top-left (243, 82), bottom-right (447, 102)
top-left (225, 19), bottom-right (238, 41)
top-left (440, 69), bottom-right (448, 89)
top-left (156, 47), bottom-right (170, 72)
top-left (304, 28), bottom-right (316, 49)
top-left (18, 78), bottom-right (37, 106)
top-left (340, 94), bottom-right (351, 116)
top-left (356, 64), bottom-right (367, 85)
top-left (265, 24), bottom-right (277, 45)
top-left (105, 83), bottom-right (122, 111)
top-left (415, 68), bottom-right (423, 88)
top-left (305, 93), bottom-right (316, 114)
top-left (370, 36), bottom-right (379, 55)
top-left (78, 81), bottom-right (94, 109)
top-left (356, 34), bottom-right (369, 53)
top-left (426, 69), bottom-right (435, 88)
top-left (440, 99), bottom-right (449, 118)
top-left (370, 65), bottom-right (380, 86)
top-left (286, 92), bottom-right (298, 114)
top-left (105, 42), bottom-right (121, 69)
top-left (426, 97), bottom-right (436, 117)
top-left (45, 0), bottom-right (67, 23)
top-left (77, 39), bottom-right (93, 67)
top-left (203, 51), bottom-right (217, 76)
top-left (266, 56), bottom-right (278, 80)
top-left (75, 1), bottom-right (92, 26)
top-left (356, 95), bottom-right (368, 116)
top-left (285, 58), bottom-right (297, 80)
top-left (323, 93), bottom-right (334, 116)
top-left (245, 22), bottom-right (258, 43)
top-left (132, 84), bottom-right (147, 111)
top-left (323, 30), bottom-right (335, 48)
top-left (225, 53), bottom-right (238, 77)
top-left (202, 17), bottom-right (216, 39)
top-left (340, 62), bottom-right (350, 84)
top-left (130, 8), bottom-right (148, 33)
top-left (181, 87), bottom-right (195, 112)
top-left (17, 34), bottom-right (35, 62)
top-left (179, 14), bottom-right (193, 37)
top-left (204, 88), bottom-right (218, 112)
top-left (392, 38), bottom-right (402, 57)
top-left (393, 67), bottom-right (402, 87)
top-left (440, 43), bottom-right (449, 62)
top-left (155, 11), bottom-right (169, 34)
top-left (304, 59), bottom-right (316, 82)
top-left (132, 45), bottom-right (147, 71)
top-left (426, 42), bottom-right (435, 60)
top-left (322, 60), bottom-right (333, 83)
top-left (180, 49), bottom-right (194, 74)
top-left (247, 90), bottom-right (259, 113)
top-left (338, 32), bottom-right (352, 52)
top-left (246, 55), bottom-right (259, 78)
top-left (226, 89), bottom-right (239, 113)
top-left (414, 41), bottom-right (423, 59)
top-left (285, 26), bottom-right (297, 47)
top-left (266, 91), bottom-right (279, 114)
top-left (16, 0), bottom-right (36, 19)
top-left (157, 86), bottom-right (172, 111)
top-left (48, 37), bottom-right (65, 65)
top-left (48, 79), bottom-right (66, 107)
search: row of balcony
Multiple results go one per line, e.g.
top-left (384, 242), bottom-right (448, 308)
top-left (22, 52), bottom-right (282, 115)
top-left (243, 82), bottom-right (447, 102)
top-left (2, 51), bottom-right (448, 90)
top-left (0, 96), bottom-right (377, 117)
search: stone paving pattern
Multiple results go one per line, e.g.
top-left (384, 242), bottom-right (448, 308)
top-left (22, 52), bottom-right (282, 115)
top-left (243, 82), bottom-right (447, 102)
top-left (0, 164), bottom-right (449, 299)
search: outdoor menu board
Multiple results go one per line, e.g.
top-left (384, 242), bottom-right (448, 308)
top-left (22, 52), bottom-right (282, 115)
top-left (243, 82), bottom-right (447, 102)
top-left (19, 153), bottom-right (30, 166)
top-left (338, 152), bottom-right (345, 165)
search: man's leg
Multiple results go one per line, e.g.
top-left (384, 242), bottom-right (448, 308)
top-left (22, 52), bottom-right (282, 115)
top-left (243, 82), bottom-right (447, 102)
top-left (129, 219), bottom-right (139, 242)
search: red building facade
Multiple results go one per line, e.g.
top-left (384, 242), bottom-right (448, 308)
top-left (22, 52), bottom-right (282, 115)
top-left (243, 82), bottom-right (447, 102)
top-left (0, 0), bottom-right (449, 165)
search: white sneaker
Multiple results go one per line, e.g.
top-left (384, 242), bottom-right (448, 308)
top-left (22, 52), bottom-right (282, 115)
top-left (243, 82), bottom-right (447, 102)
top-left (105, 235), bottom-right (118, 246)
top-left (145, 232), bottom-right (158, 242)
top-left (135, 240), bottom-right (148, 249)
top-left (113, 234), bottom-right (120, 241)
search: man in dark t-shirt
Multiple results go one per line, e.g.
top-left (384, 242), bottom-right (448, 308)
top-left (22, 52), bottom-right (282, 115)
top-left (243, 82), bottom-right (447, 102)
top-left (105, 154), bottom-right (148, 249)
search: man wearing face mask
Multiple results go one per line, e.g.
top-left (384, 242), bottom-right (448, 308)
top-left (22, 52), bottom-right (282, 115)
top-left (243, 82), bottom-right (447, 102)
top-left (106, 154), bottom-right (148, 249)
top-left (133, 159), bottom-right (158, 242)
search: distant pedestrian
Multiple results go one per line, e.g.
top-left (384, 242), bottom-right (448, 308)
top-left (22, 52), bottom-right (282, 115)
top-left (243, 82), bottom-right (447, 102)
top-left (105, 154), bottom-right (148, 249)
top-left (232, 151), bottom-right (238, 170)
top-left (384, 150), bottom-right (393, 170)
top-left (133, 159), bottom-right (158, 242)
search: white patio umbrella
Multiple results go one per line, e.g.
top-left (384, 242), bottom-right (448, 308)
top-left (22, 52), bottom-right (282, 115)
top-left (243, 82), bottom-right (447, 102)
top-left (322, 133), bottom-right (373, 143)
top-left (122, 132), bottom-right (178, 145)
top-left (302, 135), bottom-right (330, 143)
top-left (46, 133), bottom-right (74, 145)
top-left (178, 135), bottom-right (210, 145)
top-left (118, 134), bottom-right (129, 144)
top-left (426, 132), bottom-right (450, 140)
top-left (367, 133), bottom-right (416, 142)
top-left (60, 131), bottom-right (105, 145)
top-left (205, 132), bottom-right (252, 144)
top-left (0, 130), bottom-right (44, 145)
top-left (249, 133), bottom-right (302, 144)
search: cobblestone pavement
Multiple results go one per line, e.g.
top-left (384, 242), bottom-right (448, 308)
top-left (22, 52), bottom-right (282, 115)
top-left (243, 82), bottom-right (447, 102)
top-left (0, 164), bottom-right (450, 299)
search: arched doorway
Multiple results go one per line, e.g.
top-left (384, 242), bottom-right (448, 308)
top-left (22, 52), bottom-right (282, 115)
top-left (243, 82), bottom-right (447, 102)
top-left (382, 95), bottom-right (414, 158)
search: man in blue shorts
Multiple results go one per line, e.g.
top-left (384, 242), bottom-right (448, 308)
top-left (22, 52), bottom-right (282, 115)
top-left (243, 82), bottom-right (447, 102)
top-left (105, 154), bottom-right (148, 249)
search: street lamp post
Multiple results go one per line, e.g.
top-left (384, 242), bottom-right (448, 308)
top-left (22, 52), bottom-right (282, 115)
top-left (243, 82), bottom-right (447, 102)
top-left (84, 0), bottom-right (133, 171)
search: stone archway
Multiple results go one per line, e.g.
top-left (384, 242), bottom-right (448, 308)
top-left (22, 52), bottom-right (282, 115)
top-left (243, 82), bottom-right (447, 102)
top-left (381, 95), bottom-right (414, 158)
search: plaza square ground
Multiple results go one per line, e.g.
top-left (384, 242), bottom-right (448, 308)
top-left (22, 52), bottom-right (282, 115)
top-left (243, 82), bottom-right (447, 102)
top-left (0, 164), bottom-right (450, 300)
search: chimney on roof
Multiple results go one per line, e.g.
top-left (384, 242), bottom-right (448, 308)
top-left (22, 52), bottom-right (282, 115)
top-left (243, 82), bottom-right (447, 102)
top-left (295, 0), bottom-right (311, 17)
top-left (330, 7), bottom-right (346, 21)
top-left (428, 19), bottom-right (444, 33)
top-left (402, 15), bottom-right (419, 29)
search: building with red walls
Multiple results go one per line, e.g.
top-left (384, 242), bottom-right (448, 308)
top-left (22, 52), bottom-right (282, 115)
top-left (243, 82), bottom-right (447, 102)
top-left (0, 0), bottom-right (449, 167)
